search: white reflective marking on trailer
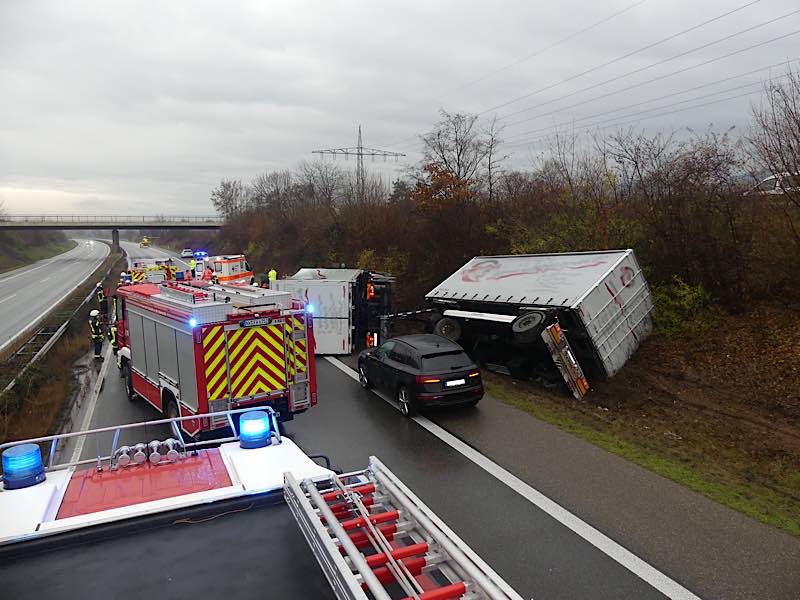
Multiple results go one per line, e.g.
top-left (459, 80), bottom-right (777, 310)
top-left (325, 356), bottom-right (702, 600)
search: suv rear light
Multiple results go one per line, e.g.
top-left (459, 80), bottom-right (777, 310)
top-left (416, 376), bottom-right (441, 384)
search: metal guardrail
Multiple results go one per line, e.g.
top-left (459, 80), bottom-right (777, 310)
top-left (0, 215), bottom-right (222, 225)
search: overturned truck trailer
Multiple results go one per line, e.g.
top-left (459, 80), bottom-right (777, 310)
top-left (382, 250), bottom-right (653, 397)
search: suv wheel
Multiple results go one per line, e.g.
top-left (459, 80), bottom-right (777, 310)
top-left (358, 362), bottom-right (371, 389)
top-left (397, 386), bottom-right (417, 417)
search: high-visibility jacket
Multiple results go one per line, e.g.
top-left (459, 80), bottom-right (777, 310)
top-left (268, 269), bottom-right (277, 281)
top-left (189, 259), bottom-right (196, 270)
top-left (89, 318), bottom-right (104, 341)
top-left (108, 325), bottom-right (118, 348)
top-left (96, 287), bottom-right (106, 302)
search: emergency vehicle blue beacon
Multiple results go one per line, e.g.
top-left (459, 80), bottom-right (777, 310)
top-left (2, 443), bottom-right (46, 489)
top-left (239, 410), bottom-right (272, 448)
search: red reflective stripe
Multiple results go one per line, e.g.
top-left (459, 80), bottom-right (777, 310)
top-left (340, 510), bottom-right (399, 531)
top-left (400, 582), bottom-right (467, 600)
top-left (365, 543), bottom-right (429, 568)
top-left (322, 484), bottom-right (375, 502)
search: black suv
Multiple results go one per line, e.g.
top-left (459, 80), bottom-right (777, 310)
top-left (357, 334), bottom-right (483, 417)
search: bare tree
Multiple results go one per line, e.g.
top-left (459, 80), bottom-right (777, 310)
top-left (421, 110), bottom-right (490, 181)
top-left (483, 115), bottom-right (508, 203)
top-left (210, 178), bottom-right (247, 219)
top-left (750, 67), bottom-right (800, 245)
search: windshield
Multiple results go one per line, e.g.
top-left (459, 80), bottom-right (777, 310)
top-left (421, 351), bottom-right (471, 371)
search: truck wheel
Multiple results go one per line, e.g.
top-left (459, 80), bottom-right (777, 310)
top-left (164, 398), bottom-right (179, 420)
top-left (511, 311), bottom-right (546, 342)
top-left (397, 386), bottom-right (417, 418)
top-left (434, 317), bottom-right (462, 342)
top-left (122, 363), bottom-right (136, 401)
top-left (358, 362), bottom-right (372, 389)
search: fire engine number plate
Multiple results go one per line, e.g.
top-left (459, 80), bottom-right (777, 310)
top-left (240, 317), bottom-right (273, 328)
top-left (446, 379), bottom-right (466, 387)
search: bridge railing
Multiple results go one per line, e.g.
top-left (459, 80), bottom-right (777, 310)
top-left (0, 214), bottom-right (222, 224)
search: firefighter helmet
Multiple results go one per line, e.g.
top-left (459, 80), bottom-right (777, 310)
top-left (96, 281), bottom-right (103, 287)
top-left (90, 309), bottom-right (100, 317)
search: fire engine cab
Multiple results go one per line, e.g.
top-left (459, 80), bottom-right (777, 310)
top-left (114, 280), bottom-right (316, 437)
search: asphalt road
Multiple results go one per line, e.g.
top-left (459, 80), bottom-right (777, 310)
top-left (0, 239), bottom-right (109, 352)
top-left (118, 239), bottom-right (190, 270)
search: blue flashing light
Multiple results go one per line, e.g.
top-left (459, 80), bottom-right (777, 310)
top-left (2, 443), bottom-right (46, 490)
top-left (189, 317), bottom-right (198, 328)
top-left (239, 410), bottom-right (272, 449)
top-left (306, 303), bottom-right (315, 314)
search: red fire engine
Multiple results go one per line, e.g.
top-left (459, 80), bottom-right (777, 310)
top-left (114, 280), bottom-right (317, 436)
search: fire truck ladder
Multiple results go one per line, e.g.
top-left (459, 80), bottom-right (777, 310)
top-left (285, 457), bottom-right (523, 600)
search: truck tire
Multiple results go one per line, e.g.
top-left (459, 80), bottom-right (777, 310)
top-left (511, 311), bottom-right (546, 342)
top-left (433, 317), bottom-right (462, 342)
top-left (122, 363), bottom-right (136, 401)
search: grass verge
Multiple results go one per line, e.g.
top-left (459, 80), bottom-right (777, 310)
top-left (0, 239), bottom-right (77, 273)
top-left (485, 374), bottom-right (800, 539)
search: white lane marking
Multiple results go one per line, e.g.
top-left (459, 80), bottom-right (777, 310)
top-left (71, 345), bottom-right (113, 463)
top-left (325, 356), bottom-right (702, 600)
top-left (40, 276), bottom-right (51, 283)
top-left (0, 294), bottom-right (17, 303)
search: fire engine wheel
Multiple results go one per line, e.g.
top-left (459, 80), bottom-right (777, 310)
top-left (358, 362), bottom-right (372, 389)
top-left (122, 363), bottom-right (136, 401)
top-left (397, 386), bottom-right (417, 418)
top-left (164, 399), bottom-right (179, 420)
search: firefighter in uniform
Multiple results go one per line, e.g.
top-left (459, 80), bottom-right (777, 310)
top-left (95, 282), bottom-right (107, 318)
top-left (108, 321), bottom-right (118, 355)
top-left (189, 257), bottom-right (196, 277)
top-left (89, 309), bottom-right (104, 359)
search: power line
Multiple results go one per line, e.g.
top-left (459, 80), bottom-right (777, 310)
top-left (498, 28), bottom-right (800, 134)
top-left (505, 88), bottom-right (767, 150)
top-left (379, 0), bottom-right (649, 134)
top-left (494, 5), bottom-right (800, 124)
top-left (502, 58), bottom-right (799, 142)
top-left (476, 0), bottom-right (764, 117)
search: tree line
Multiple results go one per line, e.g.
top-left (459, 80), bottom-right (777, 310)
top-left (208, 69), bottom-right (800, 319)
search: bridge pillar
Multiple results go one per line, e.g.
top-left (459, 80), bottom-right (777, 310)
top-left (111, 229), bottom-right (120, 253)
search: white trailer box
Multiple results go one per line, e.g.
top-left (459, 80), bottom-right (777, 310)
top-left (426, 250), bottom-right (653, 378)
top-left (271, 278), bottom-right (353, 354)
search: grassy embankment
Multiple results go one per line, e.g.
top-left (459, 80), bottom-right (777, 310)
top-left (0, 238), bottom-right (77, 273)
top-left (0, 250), bottom-right (124, 443)
top-left (485, 303), bottom-right (800, 538)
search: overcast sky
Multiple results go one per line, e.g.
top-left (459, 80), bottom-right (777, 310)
top-left (1, 0), bottom-right (798, 214)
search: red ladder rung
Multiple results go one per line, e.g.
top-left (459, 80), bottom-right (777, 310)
top-left (340, 510), bottom-right (399, 531)
top-left (369, 556), bottom-right (426, 585)
top-left (321, 483), bottom-right (375, 502)
top-left (400, 582), bottom-right (467, 600)
top-left (365, 542), bottom-right (429, 568)
top-left (345, 524), bottom-right (398, 551)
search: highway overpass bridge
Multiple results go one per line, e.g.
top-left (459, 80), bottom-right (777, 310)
top-left (0, 215), bottom-right (223, 251)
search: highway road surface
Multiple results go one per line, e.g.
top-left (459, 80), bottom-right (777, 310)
top-left (0, 239), bottom-right (109, 353)
top-left (72, 351), bottom-right (800, 600)
top-left (118, 239), bottom-right (190, 270)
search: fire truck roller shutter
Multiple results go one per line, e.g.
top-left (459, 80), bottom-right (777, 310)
top-left (127, 312), bottom-right (147, 376)
top-left (286, 314), bottom-right (309, 381)
top-left (155, 323), bottom-right (179, 382)
top-left (176, 331), bottom-right (198, 411)
top-left (142, 319), bottom-right (159, 382)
